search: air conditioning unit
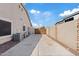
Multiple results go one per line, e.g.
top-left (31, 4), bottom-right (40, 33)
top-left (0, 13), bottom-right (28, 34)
top-left (12, 33), bottom-right (23, 42)
top-left (23, 31), bottom-right (29, 38)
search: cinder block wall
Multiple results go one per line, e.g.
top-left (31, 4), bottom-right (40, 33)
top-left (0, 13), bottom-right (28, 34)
top-left (47, 14), bottom-right (79, 52)
top-left (56, 20), bottom-right (77, 51)
top-left (47, 26), bottom-right (56, 39)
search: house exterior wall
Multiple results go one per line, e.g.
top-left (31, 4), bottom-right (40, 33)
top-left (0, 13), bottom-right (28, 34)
top-left (47, 14), bottom-right (79, 52)
top-left (0, 3), bottom-right (32, 44)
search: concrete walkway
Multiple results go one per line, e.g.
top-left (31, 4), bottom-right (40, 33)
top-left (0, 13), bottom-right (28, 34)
top-left (1, 34), bottom-right (75, 56)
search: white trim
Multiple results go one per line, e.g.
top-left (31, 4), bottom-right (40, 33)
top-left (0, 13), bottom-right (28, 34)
top-left (0, 17), bottom-right (12, 22)
top-left (0, 35), bottom-right (12, 44)
top-left (0, 35), bottom-right (12, 39)
top-left (0, 17), bottom-right (12, 36)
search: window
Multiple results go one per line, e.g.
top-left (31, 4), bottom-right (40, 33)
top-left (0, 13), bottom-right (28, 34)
top-left (65, 17), bottom-right (74, 22)
top-left (21, 8), bottom-right (23, 11)
top-left (19, 5), bottom-right (21, 8)
top-left (18, 5), bottom-right (23, 12)
top-left (0, 20), bottom-right (11, 36)
top-left (23, 26), bottom-right (25, 31)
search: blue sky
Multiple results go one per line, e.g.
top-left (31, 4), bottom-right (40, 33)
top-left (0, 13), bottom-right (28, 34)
top-left (24, 3), bottom-right (79, 28)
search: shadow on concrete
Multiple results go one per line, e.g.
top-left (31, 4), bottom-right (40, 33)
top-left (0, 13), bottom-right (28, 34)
top-left (1, 34), bottom-right (42, 56)
top-left (24, 34), bottom-right (42, 56)
top-left (47, 35), bottom-right (76, 56)
top-left (0, 40), bottom-right (19, 55)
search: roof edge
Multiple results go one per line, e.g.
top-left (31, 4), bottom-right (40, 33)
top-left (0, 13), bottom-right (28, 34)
top-left (55, 11), bottom-right (79, 25)
top-left (20, 3), bottom-right (32, 27)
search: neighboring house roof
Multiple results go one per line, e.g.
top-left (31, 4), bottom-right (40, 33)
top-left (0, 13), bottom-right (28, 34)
top-left (55, 11), bottom-right (79, 25)
top-left (20, 3), bottom-right (32, 27)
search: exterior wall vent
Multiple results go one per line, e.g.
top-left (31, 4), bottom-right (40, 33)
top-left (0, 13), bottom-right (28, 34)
top-left (65, 17), bottom-right (74, 22)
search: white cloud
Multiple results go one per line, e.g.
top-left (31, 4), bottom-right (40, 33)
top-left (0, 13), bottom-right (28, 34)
top-left (30, 9), bottom-right (52, 21)
top-left (30, 9), bottom-right (52, 17)
top-left (43, 11), bottom-right (52, 17)
top-left (77, 6), bottom-right (79, 8)
top-left (30, 10), bottom-right (53, 27)
top-left (59, 7), bottom-right (79, 17)
top-left (31, 21), bottom-right (43, 28)
top-left (30, 9), bottom-right (40, 14)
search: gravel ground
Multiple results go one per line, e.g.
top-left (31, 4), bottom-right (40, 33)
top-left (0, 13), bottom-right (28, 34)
top-left (0, 40), bottom-right (19, 55)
